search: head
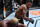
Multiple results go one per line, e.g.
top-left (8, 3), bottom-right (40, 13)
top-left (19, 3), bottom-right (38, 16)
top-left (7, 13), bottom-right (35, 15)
top-left (26, 0), bottom-right (33, 8)
top-left (9, 17), bottom-right (18, 24)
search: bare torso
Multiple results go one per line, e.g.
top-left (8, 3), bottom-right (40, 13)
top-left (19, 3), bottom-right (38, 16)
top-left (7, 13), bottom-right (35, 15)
top-left (15, 8), bottom-right (23, 18)
top-left (15, 4), bottom-right (27, 19)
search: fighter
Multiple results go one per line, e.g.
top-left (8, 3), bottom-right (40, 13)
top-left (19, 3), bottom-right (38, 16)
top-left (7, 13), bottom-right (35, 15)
top-left (0, 0), bottom-right (34, 27)
top-left (15, 0), bottom-right (34, 25)
top-left (0, 17), bottom-right (26, 27)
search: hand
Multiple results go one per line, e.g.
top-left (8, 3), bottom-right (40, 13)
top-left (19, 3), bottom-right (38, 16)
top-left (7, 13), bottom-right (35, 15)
top-left (29, 18), bottom-right (32, 21)
top-left (31, 20), bottom-right (34, 24)
top-left (29, 18), bottom-right (34, 24)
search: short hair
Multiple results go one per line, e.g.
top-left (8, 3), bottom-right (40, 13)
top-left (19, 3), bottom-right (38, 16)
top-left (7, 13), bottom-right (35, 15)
top-left (9, 17), bottom-right (18, 24)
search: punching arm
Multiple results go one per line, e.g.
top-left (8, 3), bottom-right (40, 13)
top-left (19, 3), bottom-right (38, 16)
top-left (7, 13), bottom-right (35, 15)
top-left (23, 10), bottom-right (34, 24)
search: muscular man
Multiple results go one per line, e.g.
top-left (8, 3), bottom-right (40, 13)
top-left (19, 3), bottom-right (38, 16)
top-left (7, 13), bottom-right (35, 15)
top-left (15, 0), bottom-right (34, 24)
top-left (0, 0), bottom-right (34, 27)
top-left (0, 17), bottom-right (26, 27)
top-left (1, 17), bottom-right (18, 27)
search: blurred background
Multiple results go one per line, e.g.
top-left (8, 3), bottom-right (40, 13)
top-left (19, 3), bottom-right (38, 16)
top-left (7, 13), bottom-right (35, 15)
top-left (14, 0), bottom-right (40, 6)
top-left (0, 0), bottom-right (40, 20)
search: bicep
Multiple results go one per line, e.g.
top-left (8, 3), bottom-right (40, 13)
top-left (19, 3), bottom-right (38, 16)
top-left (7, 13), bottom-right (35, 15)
top-left (16, 5), bottom-right (24, 12)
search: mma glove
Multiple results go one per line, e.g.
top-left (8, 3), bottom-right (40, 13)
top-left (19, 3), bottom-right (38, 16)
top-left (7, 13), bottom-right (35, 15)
top-left (30, 19), bottom-right (34, 24)
top-left (29, 18), bottom-right (34, 24)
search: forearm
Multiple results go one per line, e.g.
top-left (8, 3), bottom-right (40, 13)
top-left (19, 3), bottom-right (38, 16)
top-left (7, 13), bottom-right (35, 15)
top-left (24, 16), bottom-right (31, 21)
top-left (24, 17), bottom-right (34, 24)
top-left (23, 10), bottom-right (31, 21)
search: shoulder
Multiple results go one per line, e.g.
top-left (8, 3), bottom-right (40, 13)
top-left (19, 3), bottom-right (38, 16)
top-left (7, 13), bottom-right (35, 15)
top-left (19, 4), bottom-right (26, 10)
top-left (21, 4), bottom-right (26, 8)
top-left (16, 4), bottom-right (26, 12)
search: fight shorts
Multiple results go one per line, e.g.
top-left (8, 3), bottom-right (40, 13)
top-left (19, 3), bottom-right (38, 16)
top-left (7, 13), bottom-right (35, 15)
top-left (18, 17), bottom-right (24, 24)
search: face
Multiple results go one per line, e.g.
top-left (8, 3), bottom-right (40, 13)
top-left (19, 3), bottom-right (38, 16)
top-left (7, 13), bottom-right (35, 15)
top-left (26, 2), bottom-right (32, 8)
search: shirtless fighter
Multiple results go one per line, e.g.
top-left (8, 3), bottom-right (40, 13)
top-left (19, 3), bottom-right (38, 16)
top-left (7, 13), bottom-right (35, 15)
top-left (15, 0), bottom-right (34, 25)
top-left (0, 0), bottom-right (34, 27)
top-left (0, 17), bottom-right (26, 27)
top-left (0, 17), bottom-right (18, 27)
